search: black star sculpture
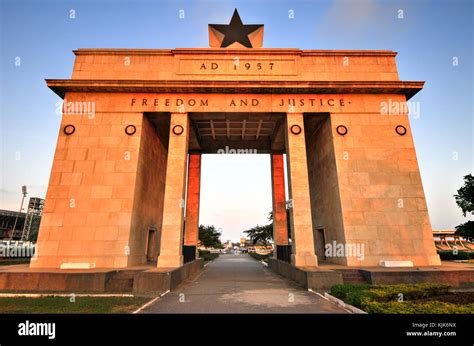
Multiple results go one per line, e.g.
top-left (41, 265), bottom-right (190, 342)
top-left (209, 9), bottom-right (263, 48)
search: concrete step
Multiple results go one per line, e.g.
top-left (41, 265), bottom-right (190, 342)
top-left (336, 270), bottom-right (369, 284)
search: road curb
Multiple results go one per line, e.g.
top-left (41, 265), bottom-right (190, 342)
top-left (322, 292), bottom-right (367, 314)
top-left (132, 290), bottom-right (170, 314)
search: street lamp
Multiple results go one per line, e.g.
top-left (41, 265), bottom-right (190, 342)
top-left (10, 185), bottom-right (28, 240)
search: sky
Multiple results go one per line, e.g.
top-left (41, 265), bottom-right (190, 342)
top-left (0, 0), bottom-right (472, 242)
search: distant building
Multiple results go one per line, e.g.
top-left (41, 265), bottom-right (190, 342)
top-left (0, 197), bottom-right (44, 240)
top-left (433, 229), bottom-right (473, 251)
top-left (239, 237), bottom-right (273, 254)
top-left (0, 209), bottom-right (25, 239)
top-left (223, 240), bottom-right (233, 250)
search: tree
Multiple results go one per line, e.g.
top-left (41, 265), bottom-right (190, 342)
top-left (243, 204), bottom-right (294, 245)
top-left (455, 221), bottom-right (474, 242)
top-left (244, 224), bottom-right (273, 246)
top-left (454, 174), bottom-right (474, 241)
top-left (198, 225), bottom-right (224, 248)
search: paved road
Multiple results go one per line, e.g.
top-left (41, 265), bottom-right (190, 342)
top-left (140, 254), bottom-right (347, 313)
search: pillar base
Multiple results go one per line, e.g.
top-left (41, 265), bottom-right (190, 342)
top-left (183, 246), bottom-right (197, 264)
top-left (157, 255), bottom-right (183, 269)
top-left (292, 252), bottom-right (318, 268)
top-left (274, 245), bottom-right (292, 263)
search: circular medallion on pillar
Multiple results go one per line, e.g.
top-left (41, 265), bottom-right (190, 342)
top-left (63, 124), bottom-right (76, 136)
top-left (125, 125), bottom-right (136, 136)
top-left (290, 124), bottom-right (302, 135)
top-left (395, 125), bottom-right (407, 136)
top-left (336, 125), bottom-right (348, 136)
top-left (173, 125), bottom-right (184, 136)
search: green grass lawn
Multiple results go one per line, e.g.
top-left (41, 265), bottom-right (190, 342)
top-left (330, 283), bottom-right (474, 314)
top-left (0, 296), bottom-right (150, 313)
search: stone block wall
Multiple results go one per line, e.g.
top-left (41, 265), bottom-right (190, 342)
top-left (328, 95), bottom-right (441, 266)
top-left (31, 101), bottom-right (147, 268)
top-left (70, 49), bottom-right (399, 82)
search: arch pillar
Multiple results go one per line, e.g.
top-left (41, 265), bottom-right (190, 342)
top-left (285, 113), bottom-right (318, 267)
top-left (157, 113), bottom-right (189, 268)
